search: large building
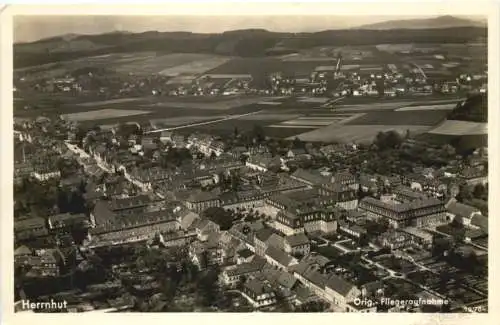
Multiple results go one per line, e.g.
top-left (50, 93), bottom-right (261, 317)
top-left (359, 196), bottom-right (446, 228)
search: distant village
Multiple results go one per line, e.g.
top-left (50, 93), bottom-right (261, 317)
top-left (13, 112), bottom-right (488, 313)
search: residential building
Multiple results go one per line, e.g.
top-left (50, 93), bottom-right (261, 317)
top-left (241, 278), bottom-right (277, 308)
top-left (446, 198), bottom-right (483, 226)
top-left (284, 233), bottom-right (311, 256)
top-left (15, 217), bottom-right (49, 241)
top-left (264, 246), bottom-right (299, 271)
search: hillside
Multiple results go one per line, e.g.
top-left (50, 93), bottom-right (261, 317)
top-left (448, 93), bottom-right (487, 123)
top-left (357, 15), bottom-right (486, 30)
top-left (14, 26), bottom-right (487, 68)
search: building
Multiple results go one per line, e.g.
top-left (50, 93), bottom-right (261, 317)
top-left (284, 233), bottom-right (311, 256)
top-left (183, 191), bottom-right (220, 213)
top-left (241, 278), bottom-right (277, 308)
top-left (220, 257), bottom-right (266, 287)
top-left (401, 227), bottom-right (434, 249)
top-left (359, 196), bottom-right (446, 228)
top-left (264, 246), bottom-right (299, 271)
top-left (331, 172), bottom-right (359, 190)
top-left (15, 217), bottom-right (49, 241)
top-left (192, 218), bottom-right (221, 241)
top-left (47, 213), bottom-right (89, 231)
top-left (254, 228), bottom-right (276, 256)
top-left (445, 198), bottom-right (483, 226)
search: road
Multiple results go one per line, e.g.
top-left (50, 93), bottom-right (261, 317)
top-left (145, 110), bottom-right (264, 134)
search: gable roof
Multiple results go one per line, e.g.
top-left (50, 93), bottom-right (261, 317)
top-left (285, 233), bottom-right (310, 247)
top-left (265, 246), bottom-right (295, 267)
top-left (255, 227), bottom-right (275, 243)
top-left (14, 245), bottom-right (33, 256)
top-left (471, 214), bottom-right (488, 233)
top-left (266, 233), bottom-right (285, 250)
top-left (447, 201), bottom-right (481, 219)
top-left (325, 273), bottom-right (356, 297)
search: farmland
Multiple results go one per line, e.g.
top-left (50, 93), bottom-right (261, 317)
top-left (291, 124), bottom-right (431, 143)
top-left (344, 110), bottom-right (450, 126)
top-left (428, 120), bottom-right (488, 135)
top-left (61, 108), bottom-right (152, 122)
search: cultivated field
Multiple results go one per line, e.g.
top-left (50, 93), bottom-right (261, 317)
top-left (141, 96), bottom-right (276, 110)
top-left (428, 120), bottom-right (488, 135)
top-left (149, 115), bottom-right (228, 128)
top-left (159, 57), bottom-right (232, 77)
top-left (292, 124), bottom-right (431, 143)
top-left (61, 108), bottom-right (151, 122)
top-left (113, 53), bottom-right (224, 75)
top-left (395, 103), bottom-right (457, 111)
top-left (76, 98), bottom-right (146, 107)
top-left (344, 110), bottom-right (449, 126)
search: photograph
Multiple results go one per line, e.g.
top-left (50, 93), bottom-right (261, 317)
top-left (3, 3), bottom-right (491, 316)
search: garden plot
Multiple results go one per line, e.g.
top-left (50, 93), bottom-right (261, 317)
top-left (61, 109), bottom-right (151, 122)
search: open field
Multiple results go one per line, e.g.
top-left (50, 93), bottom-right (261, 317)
top-left (149, 115), bottom-right (228, 128)
top-left (292, 124), bottom-right (431, 143)
top-left (61, 108), bottom-right (151, 122)
top-left (395, 103), bottom-right (457, 111)
top-left (345, 110), bottom-right (449, 126)
top-left (236, 113), bottom-right (300, 121)
top-left (76, 98), bottom-right (147, 107)
top-left (298, 97), bottom-right (331, 103)
top-left (112, 53), bottom-right (225, 75)
top-left (159, 57), bottom-right (232, 76)
top-left (141, 96), bottom-right (276, 110)
top-left (428, 120), bottom-right (488, 135)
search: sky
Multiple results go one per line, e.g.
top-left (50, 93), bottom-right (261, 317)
top-left (12, 15), bottom-right (459, 43)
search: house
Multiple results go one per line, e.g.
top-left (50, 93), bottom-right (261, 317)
top-left (470, 214), bottom-right (488, 233)
top-left (459, 167), bottom-right (487, 186)
top-left (264, 246), bottom-right (299, 271)
top-left (241, 278), bottom-right (277, 308)
top-left (15, 217), bottom-right (49, 241)
top-left (338, 223), bottom-right (367, 240)
top-left (25, 248), bottom-right (64, 277)
top-left (401, 227), bottom-right (434, 249)
top-left (254, 228), bottom-right (276, 256)
top-left (220, 257), bottom-right (266, 286)
top-left (14, 245), bottom-right (34, 266)
top-left (189, 233), bottom-right (225, 267)
top-left (286, 148), bottom-right (309, 160)
top-left (159, 131), bottom-right (173, 144)
top-left (324, 274), bottom-right (361, 310)
top-left (445, 198), bottom-right (482, 226)
top-left (284, 233), bottom-right (310, 256)
top-left (192, 218), bottom-right (221, 241)
top-left (378, 230), bottom-right (411, 250)
top-left (291, 168), bottom-right (329, 187)
top-left (464, 228), bottom-right (487, 243)
top-left (47, 213), bottom-right (89, 231)
top-left (236, 248), bottom-right (256, 264)
top-left (331, 172), bottom-right (359, 190)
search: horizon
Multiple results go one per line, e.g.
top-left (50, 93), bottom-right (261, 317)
top-left (14, 14), bottom-right (486, 44)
